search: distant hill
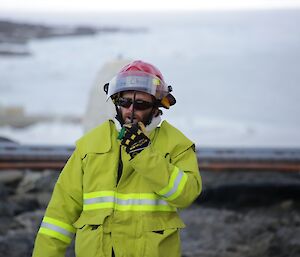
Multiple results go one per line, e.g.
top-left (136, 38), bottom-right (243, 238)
top-left (0, 20), bottom-right (147, 56)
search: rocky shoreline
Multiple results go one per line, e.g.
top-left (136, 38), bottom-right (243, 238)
top-left (0, 169), bottom-right (299, 257)
top-left (0, 20), bottom-right (146, 56)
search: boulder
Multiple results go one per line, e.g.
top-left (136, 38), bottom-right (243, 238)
top-left (0, 170), bottom-right (23, 186)
top-left (17, 170), bottom-right (58, 194)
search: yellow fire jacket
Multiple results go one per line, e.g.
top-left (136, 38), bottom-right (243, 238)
top-left (32, 120), bottom-right (202, 257)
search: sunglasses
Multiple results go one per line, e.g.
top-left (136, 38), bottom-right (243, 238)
top-left (116, 97), bottom-right (155, 110)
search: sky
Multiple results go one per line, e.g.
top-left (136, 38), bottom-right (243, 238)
top-left (1, 0), bottom-right (300, 12)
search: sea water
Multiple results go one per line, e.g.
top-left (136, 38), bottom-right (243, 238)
top-left (0, 10), bottom-right (300, 147)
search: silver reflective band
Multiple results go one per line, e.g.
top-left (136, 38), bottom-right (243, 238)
top-left (115, 75), bottom-right (156, 95)
top-left (83, 191), bottom-right (177, 211)
top-left (162, 170), bottom-right (184, 198)
top-left (115, 198), bottom-right (169, 206)
top-left (84, 196), bottom-right (169, 206)
top-left (84, 196), bottom-right (115, 205)
top-left (41, 222), bottom-right (74, 238)
top-left (120, 76), bottom-right (152, 87)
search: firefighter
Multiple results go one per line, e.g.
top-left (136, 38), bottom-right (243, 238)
top-left (32, 60), bottom-right (202, 257)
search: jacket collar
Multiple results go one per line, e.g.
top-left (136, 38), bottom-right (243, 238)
top-left (76, 120), bottom-right (112, 158)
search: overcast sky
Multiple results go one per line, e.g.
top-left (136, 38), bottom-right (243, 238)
top-left (1, 0), bottom-right (300, 12)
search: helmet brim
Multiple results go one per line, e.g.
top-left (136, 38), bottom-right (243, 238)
top-left (106, 71), bottom-right (169, 101)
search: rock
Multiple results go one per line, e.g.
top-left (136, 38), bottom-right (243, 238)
top-left (8, 194), bottom-right (40, 215)
top-left (34, 170), bottom-right (59, 193)
top-left (14, 210), bottom-right (44, 233)
top-left (279, 200), bottom-right (294, 210)
top-left (268, 227), bottom-right (300, 257)
top-left (16, 171), bottom-right (44, 194)
top-left (0, 230), bottom-right (35, 257)
top-left (0, 201), bottom-right (14, 217)
top-left (0, 170), bottom-right (23, 186)
top-left (36, 192), bottom-right (52, 209)
top-left (180, 203), bottom-right (300, 257)
top-left (17, 170), bottom-right (58, 194)
top-left (0, 182), bottom-right (11, 198)
top-left (0, 217), bottom-right (19, 236)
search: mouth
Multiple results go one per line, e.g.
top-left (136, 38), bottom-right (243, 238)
top-left (125, 116), bottom-right (138, 124)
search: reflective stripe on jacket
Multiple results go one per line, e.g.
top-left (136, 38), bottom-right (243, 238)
top-left (32, 120), bottom-right (202, 257)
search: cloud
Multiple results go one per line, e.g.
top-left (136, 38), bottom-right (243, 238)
top-left (1, 0), bottom-right (300, 12)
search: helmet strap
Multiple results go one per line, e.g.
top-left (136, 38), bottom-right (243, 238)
top-left (115, 105), bottom-right (125, 127)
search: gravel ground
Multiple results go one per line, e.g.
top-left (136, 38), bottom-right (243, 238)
top-left (180, 203), bottom-right (300, 257)
top-left (180, 170), bottom-right (300, 257)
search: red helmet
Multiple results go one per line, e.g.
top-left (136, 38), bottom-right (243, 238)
top-left (105, 60), bottom-right (176, 109)
top-left (120, 60), bottom-right (165, 80)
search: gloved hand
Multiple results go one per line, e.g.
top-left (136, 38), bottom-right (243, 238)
top-left (120, 122), bottom-right (150, 159)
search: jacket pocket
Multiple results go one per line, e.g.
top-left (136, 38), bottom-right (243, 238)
top-left (73, 211), bottom-right (109, 257)
top-left (142, 214), bottom-right (185, 257)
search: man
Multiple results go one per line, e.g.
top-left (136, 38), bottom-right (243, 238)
top-left (32, 60), bottom-right (202, 257)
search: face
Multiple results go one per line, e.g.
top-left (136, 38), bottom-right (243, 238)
top-left (119, 91), bottom-right (157, 125)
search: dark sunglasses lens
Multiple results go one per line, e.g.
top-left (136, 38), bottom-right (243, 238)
top-left (118, 98), bottom-right (132, 108)
top-left (117, 98), bottom-right (154, 110)
top-left (134, 100), bottom-right (154, 110)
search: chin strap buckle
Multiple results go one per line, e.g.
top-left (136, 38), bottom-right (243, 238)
top-left (103, 83), bottom-right (109, 94)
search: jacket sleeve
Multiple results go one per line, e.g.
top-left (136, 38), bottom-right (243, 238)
top-left (130, 144), bottom-right (202, 208)
top-left (32, 148), bottom-right (83, 257)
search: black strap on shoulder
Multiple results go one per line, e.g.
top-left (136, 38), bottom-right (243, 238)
top-left (116, 145), bottom-right (123, 185)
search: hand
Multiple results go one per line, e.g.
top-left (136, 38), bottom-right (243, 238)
top-left (120, 122), bottom-right (150, 159)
